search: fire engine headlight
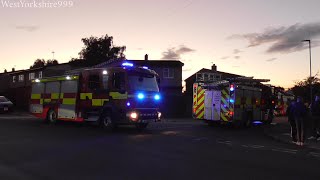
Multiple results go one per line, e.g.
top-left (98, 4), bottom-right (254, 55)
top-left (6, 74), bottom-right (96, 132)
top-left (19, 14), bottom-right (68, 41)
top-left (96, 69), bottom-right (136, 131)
top-left (137, 93), bottom-right (145, 100)
top-left (130, 112), bottom-right (138, 120)
top-left (157, 112), bottom-right (162, 119)
top-left (154, 94), bottom-right (161, 101)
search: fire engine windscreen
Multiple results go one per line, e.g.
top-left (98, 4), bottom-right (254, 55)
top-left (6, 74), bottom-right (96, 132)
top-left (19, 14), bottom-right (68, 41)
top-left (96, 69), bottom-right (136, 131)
top-left (128, 72), bottom-right (159, 92)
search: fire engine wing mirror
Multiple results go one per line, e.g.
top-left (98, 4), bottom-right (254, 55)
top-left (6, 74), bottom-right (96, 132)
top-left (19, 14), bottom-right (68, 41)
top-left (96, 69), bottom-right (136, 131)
top-left (119, 89), bottom-right (126, 94)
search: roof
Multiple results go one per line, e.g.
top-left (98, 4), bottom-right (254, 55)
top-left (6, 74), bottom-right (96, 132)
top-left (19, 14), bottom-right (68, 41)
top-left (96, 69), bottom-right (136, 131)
top-left (185, 68), bottom-right (243, 81)
top-left (1, 62), bottom-right (71, 75)
top-left (93, 59), bottom-right (184, 68)
top-left (127, 60), bottom-right (184, 67)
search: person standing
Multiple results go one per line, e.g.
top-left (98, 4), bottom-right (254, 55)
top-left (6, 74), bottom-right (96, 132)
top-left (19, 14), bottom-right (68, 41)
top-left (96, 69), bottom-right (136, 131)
top-left (308, 95), bottom-right (320, 141)
top-left (286, 100), bottom-right (297, 143)
top-left (293, 97), bottom-right (307, 146)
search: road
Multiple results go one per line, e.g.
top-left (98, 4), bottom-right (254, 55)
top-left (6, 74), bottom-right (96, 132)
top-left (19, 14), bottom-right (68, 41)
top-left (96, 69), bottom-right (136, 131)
top-left (0, 115), bottom-right (319, 180)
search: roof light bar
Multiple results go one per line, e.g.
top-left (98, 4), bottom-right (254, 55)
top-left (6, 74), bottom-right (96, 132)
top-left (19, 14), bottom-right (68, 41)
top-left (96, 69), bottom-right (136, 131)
top-left (122, 62), bottom-right (134, 67)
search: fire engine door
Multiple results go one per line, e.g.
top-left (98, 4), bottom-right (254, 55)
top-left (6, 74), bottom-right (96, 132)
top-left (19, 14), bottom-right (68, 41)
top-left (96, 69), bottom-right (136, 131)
top-left (212, 90), bottom-right (221, 121)
top-left (204, 91), bottom-right (213, 120)
top-left (204, 90), bottom-right (221, 121)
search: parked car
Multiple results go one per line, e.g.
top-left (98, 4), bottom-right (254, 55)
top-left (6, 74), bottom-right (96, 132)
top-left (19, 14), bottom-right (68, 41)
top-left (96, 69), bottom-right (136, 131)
top-left (0, 96), bottom-right (13, 113)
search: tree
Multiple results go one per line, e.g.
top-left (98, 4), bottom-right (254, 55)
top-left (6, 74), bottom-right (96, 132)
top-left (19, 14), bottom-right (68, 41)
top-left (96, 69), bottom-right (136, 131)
top-left (30, 59), bottom-right (59, 69)
top-left (72, 34), bottom-right (126, 66)
top-left (46, 59), bottom-right (59, 66)
top-left (30, 59), bottom-right (46, 69)
top-left (289, 75), bottom-right (320, 103)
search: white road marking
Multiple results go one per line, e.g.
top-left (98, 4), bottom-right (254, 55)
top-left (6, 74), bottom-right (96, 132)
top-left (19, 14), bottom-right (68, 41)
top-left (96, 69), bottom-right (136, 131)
top-left (192, 137), bottom-right (208, 142)
top-left (309, 152), bottom-right (320, 158)
top-left (217, 140), bottom-right (232, 146)
top-left (247, 145), bottom-right (265, 149)
top-left (271, 148), bottom-right (297, 154)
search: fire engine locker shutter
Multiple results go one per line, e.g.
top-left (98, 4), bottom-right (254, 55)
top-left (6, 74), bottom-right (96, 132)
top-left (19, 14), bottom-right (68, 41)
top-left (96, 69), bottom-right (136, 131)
top-left (233, 88), bottom-right (243, 121)
top-left (30, 83), bottom-right (45, 113)
top-left (212, 90), bottom-right (221, 121)
top-left (204, 91), bottom-right (213, 120)
top-left (253, 90), bottom-right (262, 121)
top-left (58, 80), bottom-right (78, 119)
top-left (44, 82), bottom-right (60, 103)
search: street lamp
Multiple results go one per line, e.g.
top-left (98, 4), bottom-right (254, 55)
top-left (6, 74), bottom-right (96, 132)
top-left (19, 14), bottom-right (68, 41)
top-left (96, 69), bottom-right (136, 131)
top-left (302, 39), bottom-right (312, 104)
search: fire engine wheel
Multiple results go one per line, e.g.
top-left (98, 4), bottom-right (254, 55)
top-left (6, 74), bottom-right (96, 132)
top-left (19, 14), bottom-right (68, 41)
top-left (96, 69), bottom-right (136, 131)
top-left (100, 114), bottom-right (116, 129)
top-left (136, 123), bottom-right (148, 130)
top-left (47, 110), bottom-right (57, 124)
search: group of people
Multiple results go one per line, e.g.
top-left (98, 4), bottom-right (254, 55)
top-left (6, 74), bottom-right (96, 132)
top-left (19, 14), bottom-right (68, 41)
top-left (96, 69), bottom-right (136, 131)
top-left (286, 95), bottom-right (320, 146)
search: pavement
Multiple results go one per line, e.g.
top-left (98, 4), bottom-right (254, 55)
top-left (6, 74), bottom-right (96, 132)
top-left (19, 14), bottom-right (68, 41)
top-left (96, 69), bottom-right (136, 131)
top-left (264, 116), bottom-right (320, 151)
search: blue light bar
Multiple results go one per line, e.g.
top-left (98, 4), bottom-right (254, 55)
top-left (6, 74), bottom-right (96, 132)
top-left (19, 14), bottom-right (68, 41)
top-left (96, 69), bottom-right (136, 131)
top-left (253, 121), bottom-right (263, 125)
top-left (154, 94), bottom-right (161, 100)
top-left (229, 99), bottom-right (235, 103)
top-left (126, 102), bottom-right (131, 106)
top-left (122, 62), bottom-right (134, 67)
top-left (137, 93), bottom-right (145, 99)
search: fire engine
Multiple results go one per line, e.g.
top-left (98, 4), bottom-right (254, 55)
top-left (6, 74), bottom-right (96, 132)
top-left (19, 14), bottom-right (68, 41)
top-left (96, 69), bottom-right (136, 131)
top-left (30, 62), bottom-right (162, 130)
top-left (192, 78), bottom-right (274, 126)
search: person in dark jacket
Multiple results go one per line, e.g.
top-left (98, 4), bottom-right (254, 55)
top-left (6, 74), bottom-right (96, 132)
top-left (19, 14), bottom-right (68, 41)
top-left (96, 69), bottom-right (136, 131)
top-left (286, 100), bottom-right (297, 143)
top-left (293, 97), bottom-right (307, 146)
top-left (308, 95), bottom-right (320, 141)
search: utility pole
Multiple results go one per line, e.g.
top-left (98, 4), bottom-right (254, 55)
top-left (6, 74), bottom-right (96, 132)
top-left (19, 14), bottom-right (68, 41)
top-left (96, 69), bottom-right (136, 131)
top-left (302, 39), bottom-right (312, 104)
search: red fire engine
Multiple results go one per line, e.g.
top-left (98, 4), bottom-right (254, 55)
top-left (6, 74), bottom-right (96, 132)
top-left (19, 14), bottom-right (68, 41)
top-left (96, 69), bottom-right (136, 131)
top-left (30, 62), bottom-right (162, 129)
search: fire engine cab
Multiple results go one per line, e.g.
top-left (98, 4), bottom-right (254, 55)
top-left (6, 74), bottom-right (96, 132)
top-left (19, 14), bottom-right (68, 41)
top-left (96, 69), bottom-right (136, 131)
top-left (193, 78), bottom-right (273, 127)
top-left (30, 62), bottom-right (162, 129)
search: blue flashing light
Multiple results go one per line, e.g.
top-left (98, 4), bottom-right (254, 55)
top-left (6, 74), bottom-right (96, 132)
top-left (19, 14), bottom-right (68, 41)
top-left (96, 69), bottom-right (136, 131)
top-left (229, 99), bottom-right (235, 103)
top-left (137, 93), bottom-right (145, 99)
top-left (142, 66), bottom-right (149, 69)
top-left (122, 62), bottom-right (134, 67)
top-left (154, 94), bottom-right (161, 100)
top-left (126, 102), bottom-right (131, 106)
top-left (253, 121), bottom-right (263, 125)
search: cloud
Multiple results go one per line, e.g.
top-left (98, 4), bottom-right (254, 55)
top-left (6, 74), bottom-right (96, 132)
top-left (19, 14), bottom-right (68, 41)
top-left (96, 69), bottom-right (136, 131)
top-left (229, 22), bottom-right (320, 54)
top-left (234, 56), bottom-right (240, 59)
top-left (14, 25), bottom-right (39, 32)
top-left (221, 56), bottom-right (229, 60)
top-left (161, 45), bottom-right (195, 59)
top-left (266, 58), bottom-right (277, 62)
top-left (233, 49), bottom-right (242, 54)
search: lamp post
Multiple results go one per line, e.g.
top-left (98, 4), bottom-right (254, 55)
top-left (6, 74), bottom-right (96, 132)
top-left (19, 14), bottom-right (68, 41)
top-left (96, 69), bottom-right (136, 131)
top-left (302, 39), bottom-right (312, 104)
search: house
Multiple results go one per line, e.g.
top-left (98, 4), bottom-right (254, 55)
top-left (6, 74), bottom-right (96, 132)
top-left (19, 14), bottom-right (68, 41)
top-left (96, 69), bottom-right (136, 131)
top-left (1, 63), bottom-right (73, 110)
top-left (185, 64), bottom-right (243, 96)
top-left (94, 55), bottom-right (185, 95)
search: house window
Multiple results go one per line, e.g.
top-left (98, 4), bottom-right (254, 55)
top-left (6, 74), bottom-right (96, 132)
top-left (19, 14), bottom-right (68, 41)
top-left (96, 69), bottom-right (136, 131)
top-left (39, 71), bottom-right (42, 79)
top-left (18, 74), bottom-right (24, 82)
top-left (12, 76), bottom-right (16, 83)
top-left (163, 68), bottom-right (174, 79)
top-left (29, 72), bottom-right (35, 80)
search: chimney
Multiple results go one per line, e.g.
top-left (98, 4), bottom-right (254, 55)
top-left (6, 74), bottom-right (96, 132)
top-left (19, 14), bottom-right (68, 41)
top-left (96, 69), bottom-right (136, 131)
top-left (12, 68), bottom-right (15, 72)
top-left (144, 54), bottom-right (148, 61)
top-left (211, 64), bottom-right (217, 72)
top-left (4, 69), bottom-right (7, 73)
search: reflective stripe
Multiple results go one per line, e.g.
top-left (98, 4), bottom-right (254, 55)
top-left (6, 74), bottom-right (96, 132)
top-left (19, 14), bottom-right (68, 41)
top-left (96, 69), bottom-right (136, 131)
top-left (31, 94), bottom-right (41, 99)
top-left (51, 93), bottom-right (60, 99)
top-left (110, 92), bottom-right (128, 99)
top-left (63, 98), bottom-right (76, 105)
top-left (44, 99), bottom-right (51, 103)
top-left (195, 86), bottom-right (205, 119)
top-left (80, 93), bottom-right (92, 100)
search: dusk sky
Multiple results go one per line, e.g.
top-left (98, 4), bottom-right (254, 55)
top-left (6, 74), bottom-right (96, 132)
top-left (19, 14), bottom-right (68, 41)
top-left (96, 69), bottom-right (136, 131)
top-left (1, 0), bottom-right (320, 88)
